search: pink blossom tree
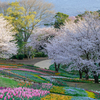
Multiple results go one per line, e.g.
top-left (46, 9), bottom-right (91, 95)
top-left (45, 12), bottom-right (100, 83)
top-left (0, 16), bottom-right (18, 59)
top-left (27, 27), bottom-right (58, 52)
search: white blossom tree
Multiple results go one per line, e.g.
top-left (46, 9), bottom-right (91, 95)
top-left (45, 12), bottom-right (100, 83)
top-left (0, 16), bottom-right (18, 59)
top-left (27, 27), bottom-right (58, 52)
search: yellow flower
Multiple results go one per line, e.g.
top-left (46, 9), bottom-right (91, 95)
top-left (55, 73), bottom-right (60, 75)
top-left (31, 74), bottom-right (46, 81)
top-left (50, 86), bottom-right (65, 94)
top-left (86, 91), bottom-right (96, 99)
top-left (41, 94), bottom-right (72, 100)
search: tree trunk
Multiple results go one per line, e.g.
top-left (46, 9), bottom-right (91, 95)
top-left (85, 68), bottom-right (89, 80)
top-left (92, 71), bottom-right (99, 83)
top-left (54, 62), bottom-right (60, 72)
top-left (93, 75), bottom-right (99, 83)
top-left (85, 73), bottom-right (89, 80)
top-left (79, 70), bottom-right (82, 79)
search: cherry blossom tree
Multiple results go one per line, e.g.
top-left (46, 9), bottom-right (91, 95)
top-left (27, 27), bottom-right (58, 52)
top-left (0, 16), bottom-right (18, 59)
top-left (45, 12), bottom-right (100, 83)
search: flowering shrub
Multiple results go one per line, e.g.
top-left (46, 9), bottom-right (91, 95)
top-left (0, 87), bottom-right (50, 100)
top-left (41, 94), bottom-right (72, 100)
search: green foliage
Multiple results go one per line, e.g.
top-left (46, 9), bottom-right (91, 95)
top-left (11, 54), bottom-right (24, 59)
top-left (25, 46), bottom-right (35, 59)
top-left (2, 1), bottom-right (39, 55)
top-left (16, 54), bottom-right (24, 60)
top-left (54, 12), bottom-right (69, 29)
top-left (34, 52), bottom-right (48, 57)
top-left (75, 10), bottom-right (100, 23)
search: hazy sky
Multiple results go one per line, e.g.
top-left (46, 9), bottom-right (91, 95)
top-left (1, 0), bottom-right (18, 2)
top-left (1, 0), bottom-right (100, 16)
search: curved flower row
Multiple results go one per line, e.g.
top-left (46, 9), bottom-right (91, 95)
top-left (0, 63), bottom-right (23, 66)
top-left (0, 68), bottom-right (47, 75)
top-left (17, 82), bottom-right (52, 90)
top-left (0, 65), bottom-right (17, 68)
top-left (41, 94), bottom-right (97, 100)
top-left (0, 87), bottom-right (50, 100)
top-left (50, 86), bottom-right (98, 99)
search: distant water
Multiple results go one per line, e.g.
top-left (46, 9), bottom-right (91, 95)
top-left (45, 0), bottom-right (100, 16)
top-left (1, 0), bottom-right (100, 16)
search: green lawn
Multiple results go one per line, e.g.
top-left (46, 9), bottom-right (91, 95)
top-left (66, 82), bottom-right (100, 91)
top-left (0, 76), bottom-right (19, 88)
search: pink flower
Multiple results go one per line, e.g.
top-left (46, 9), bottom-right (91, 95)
top-left (8, 95), bottom-right (10, 99)
top-left (0, 94), bottom-right (3, 99)
top-left (11, 95), bottom-right (13, 98)
top-left (4, 96), bottom-right (6, 100)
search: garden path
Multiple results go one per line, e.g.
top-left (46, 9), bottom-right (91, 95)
top-left (0, 57), bottom-right (52, 69)
top-left (34, 59), bottom-right (53, 69)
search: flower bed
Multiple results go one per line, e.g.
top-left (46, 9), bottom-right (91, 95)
top-left (0, 87), bottom-right (50, 100)
top-left (50, 86), bottom-right (65, 94)
top-left (17, 82), bottom-right (53, 90)
top-left (71, 97), bottom-right (97, 100)
top-left (0, 70), bottom-right (27, 81)
top-left (0, 87), bottom-right (7, 90)
top-left (86, 90), bottom-right (100, 99)
top-left (4, 68), bottom-right (48, 75)
top-left (57, 78), bottom-right (93, 83)
top-left (0, 63), bottom-right (23, 66)
top-left (50, 86), bottom-right (98, 99)
top-left (30, 83), bottom-right (53, 90)
top-left (22, 65), bottom-right (55, 75)
top-left (10, 70), bottom-right (48, 83)
top-left (40, 75), bottom-right (67, 86)
top-left (0, 65), bottom-right (17, 68)
top-left (49, 64), bottom-right (79, 78)
top-left (41, 94), bottom-right (97, 100)
top-left (41, 94), bottom-right (72, 100)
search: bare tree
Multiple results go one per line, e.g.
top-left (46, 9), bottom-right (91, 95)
top-left (0, 1), bottom-right (9, 15)
top-left (19, 0), bottom-right (55, 26)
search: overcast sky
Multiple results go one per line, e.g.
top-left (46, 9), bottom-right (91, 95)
top-left (1, 0), bottom-right (100, 16)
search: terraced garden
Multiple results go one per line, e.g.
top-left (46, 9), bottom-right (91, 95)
top-left (0, 63), bottom-right (100, 100)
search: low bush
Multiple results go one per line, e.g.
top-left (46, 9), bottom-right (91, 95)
top-left (11, 54), bottom-right (25, 60)
top-left (34, 52), bottom-right (48, 57)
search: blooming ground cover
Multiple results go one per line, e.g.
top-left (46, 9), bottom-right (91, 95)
top-left (0, 87), bottom-right (50, 100)
top-left (50, 86), bottom-right (99, 100)
top-left (0, 85), bottom-right (99, 100)
top-left (0, 63), bottom-right (100, 99)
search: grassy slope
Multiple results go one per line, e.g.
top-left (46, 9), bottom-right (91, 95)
top-left (66, 82), bottom-right (100, 91)
top-left (0, 76), bottom-right (19, 88)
